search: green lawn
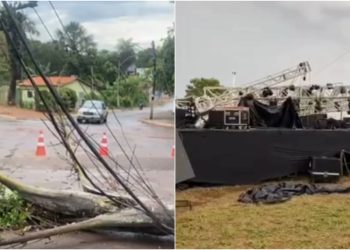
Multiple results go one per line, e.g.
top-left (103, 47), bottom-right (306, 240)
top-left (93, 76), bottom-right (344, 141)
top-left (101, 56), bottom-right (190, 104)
top-left (176, 181), bottom-right (350, 249)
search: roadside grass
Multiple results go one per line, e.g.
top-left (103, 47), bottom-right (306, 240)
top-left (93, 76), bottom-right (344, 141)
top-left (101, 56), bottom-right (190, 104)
top-left (176, 179), bottom-right (350, 249)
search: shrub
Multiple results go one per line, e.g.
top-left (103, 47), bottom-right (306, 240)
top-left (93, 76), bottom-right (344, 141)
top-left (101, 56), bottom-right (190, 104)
top-left (84, 91), bottom-right (102, 101)
top-left (101, 76), bottom-right (149, 108)
top-left (59, 88), bottom-right (77, 111)
top-left (35, 89), bottom-right (58, 112)
top-left (22, 101), bottom-right (34, 110)
top-left (0, 184), bottom-right (30, 229)
top-left (120, 96), bottom-right (133, 107)
top-left (100, 89), bottom-right (118, 108)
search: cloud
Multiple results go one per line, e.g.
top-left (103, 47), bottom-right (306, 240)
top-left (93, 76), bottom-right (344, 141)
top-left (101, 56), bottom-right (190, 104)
top-left (22, 1), bottom-right (173, 50)
top-left (82, 14), bottom-right (173, 50)
top-left (45, 1), bottom-right (173, 22)
top-left (176, 1), bottom-right (350, 97)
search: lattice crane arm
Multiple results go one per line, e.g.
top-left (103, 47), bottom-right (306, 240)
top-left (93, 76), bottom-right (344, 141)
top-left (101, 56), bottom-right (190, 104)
top-left (244, 61), bottom-right (311, 90)
top-left (194, 61), bottom-right (312, 114)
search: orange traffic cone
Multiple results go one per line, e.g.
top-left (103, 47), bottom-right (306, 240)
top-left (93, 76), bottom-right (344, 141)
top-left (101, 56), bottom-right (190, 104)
top-left (171, 145), bottom-right (175, 159)
top-left (99, 132), bottom-right (109, 157)
top-left (36, 130), bottom-right (46, 157)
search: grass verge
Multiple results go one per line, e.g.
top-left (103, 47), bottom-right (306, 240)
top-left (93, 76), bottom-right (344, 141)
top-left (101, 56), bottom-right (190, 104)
top-left (176, 179), bottom-right (350, 248)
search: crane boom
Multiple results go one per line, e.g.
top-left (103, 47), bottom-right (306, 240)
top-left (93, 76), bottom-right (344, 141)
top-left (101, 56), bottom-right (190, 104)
top-left (244, 61), bottom-right (311, 90)
top-left (194, 61), bottom-right (312, 114)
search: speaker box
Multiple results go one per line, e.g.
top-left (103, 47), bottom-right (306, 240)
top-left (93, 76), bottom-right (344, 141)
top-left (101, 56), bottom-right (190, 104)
top-left (309, 156), bottom-right (342, 183)
top-left (207, 107), bottom-right (249, 129)
top-left (300, 114), bottom-right (327, 128)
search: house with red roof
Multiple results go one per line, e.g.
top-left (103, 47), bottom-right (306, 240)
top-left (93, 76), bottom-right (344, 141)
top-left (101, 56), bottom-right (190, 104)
top-left (18, 76), bottom-right (96, 110)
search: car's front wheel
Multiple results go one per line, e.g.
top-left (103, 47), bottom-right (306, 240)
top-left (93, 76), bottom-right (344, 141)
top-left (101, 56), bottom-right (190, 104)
top-left (98, 117), bottom-right (104, 124)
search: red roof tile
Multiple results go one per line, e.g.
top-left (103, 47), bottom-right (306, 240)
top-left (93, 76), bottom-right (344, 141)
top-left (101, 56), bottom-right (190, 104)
top-left (19, 76), bottom-right (77, 87)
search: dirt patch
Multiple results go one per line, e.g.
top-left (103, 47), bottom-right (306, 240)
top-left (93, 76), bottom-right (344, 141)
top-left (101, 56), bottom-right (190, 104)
top-left (0, 105), bottom-right (46, 120)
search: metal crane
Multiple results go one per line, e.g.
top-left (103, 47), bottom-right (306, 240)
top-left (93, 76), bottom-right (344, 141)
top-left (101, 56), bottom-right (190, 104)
top-left (177, 61), bottom-right (350, 117)
top-left (193, 61), bottom-right (312, 114)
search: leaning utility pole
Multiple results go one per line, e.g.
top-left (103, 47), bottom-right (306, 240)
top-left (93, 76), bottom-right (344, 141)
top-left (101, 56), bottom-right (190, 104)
top-left (149, 40), bottom-right (156, 120)
top-left (90, 66), bottom-right (94, 92)
top-left (116, 62), bottom-right (120, 108)
top-left (0, 1), bottom-right (37, 106)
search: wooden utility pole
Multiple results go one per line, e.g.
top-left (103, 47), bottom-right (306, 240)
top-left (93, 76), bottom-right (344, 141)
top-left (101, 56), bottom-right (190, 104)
top-left (149, 41), bottom-right (156, 120)
top-left (0, 1), bottom-right (38, 106)
top-left (90, 66), bottom-right (94, 92)
top-left (116, 62), bottom-right (120, 107)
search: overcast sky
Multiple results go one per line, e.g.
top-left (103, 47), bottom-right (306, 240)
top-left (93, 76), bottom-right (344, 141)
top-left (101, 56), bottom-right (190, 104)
top-left (176, 1), bottom-right (350, 97)
top-left (21, 1), bottom-right (174, 50)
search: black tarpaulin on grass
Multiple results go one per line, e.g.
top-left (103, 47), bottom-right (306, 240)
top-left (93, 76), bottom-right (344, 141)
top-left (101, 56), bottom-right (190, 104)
top-left (238, 182), bottom-right (350, 204)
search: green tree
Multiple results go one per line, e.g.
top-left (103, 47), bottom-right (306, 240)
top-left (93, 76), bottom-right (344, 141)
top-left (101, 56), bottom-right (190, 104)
top-left (29, 40), bottom-right (68, 76)
top-left (102, 75), bottom-right (149, 108)
top-left (56, 22), bottom-right (97, 79)
top-left (185, 78), bottom-right (221, 97)
top-left (119, 75), bottom-right (149, 107)
top-left (136, 48), bottom-right (153, 68)
top-left (93, 50), bottom-right (118, 88)
top-left (156, 27), bottom-right (174, 95)
top-left (116, 38), bottom-right (136, 73)
top-left (56, 21), bottom-right (96, 56)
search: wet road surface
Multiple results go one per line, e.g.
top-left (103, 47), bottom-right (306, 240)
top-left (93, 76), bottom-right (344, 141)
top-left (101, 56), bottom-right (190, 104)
top-left (0, 105), bottom-right (174, 249)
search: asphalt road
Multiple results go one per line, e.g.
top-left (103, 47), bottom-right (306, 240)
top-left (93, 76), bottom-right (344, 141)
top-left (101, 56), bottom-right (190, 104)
top-left (0, 104), bottom-right (174, 249)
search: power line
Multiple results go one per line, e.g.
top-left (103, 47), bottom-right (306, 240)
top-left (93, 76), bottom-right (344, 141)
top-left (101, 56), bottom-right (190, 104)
top-left (32, 7), bottom-right (55, 42)
top-left (317, 52), bottom-right (350, 76)
top-left (48, 1), bottom-right (66, 38)
top-left (44, 3), bottom-right (160, 197)
top-left (43, 2), bottom-right (163, 204)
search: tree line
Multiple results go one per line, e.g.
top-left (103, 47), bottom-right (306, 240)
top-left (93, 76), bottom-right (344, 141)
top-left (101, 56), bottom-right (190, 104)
top-left (0, 3), bottom-right (174, 108)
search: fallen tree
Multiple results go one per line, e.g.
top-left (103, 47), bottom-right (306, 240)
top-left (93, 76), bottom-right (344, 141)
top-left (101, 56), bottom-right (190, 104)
top-left (0, 171), bottom-right (118, 217)
top-left (0, 206), bottom-right (173, 247)
top-left (0, 171), bottom-right (174, 246)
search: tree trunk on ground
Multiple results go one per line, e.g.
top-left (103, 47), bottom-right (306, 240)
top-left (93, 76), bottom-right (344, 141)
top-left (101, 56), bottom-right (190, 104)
top-left (0, 170), bottom-right (132, 217)
top-left (0, 208), bottom-right (173, 246)
top-left (0, 171), bottom-right (174, 246)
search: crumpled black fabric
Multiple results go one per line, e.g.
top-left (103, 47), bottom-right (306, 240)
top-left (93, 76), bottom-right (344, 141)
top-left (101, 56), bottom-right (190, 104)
top-left (238, 96), bottom-right (303, 128)
top-left (238, 182), bottom-right (350, 204)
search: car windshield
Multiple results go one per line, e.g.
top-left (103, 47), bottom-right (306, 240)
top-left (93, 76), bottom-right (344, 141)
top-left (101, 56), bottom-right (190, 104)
top-left (82, 101), bottom-right (102, 109)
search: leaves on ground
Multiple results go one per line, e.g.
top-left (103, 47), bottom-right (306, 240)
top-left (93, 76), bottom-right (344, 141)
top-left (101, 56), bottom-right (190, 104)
top-left (0, 184), bottom-right (31, 229)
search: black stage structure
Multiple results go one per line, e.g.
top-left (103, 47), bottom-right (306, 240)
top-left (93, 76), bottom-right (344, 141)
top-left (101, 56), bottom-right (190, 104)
top-left (177, 128), bottom-right (350, 184)
top-left (176, 96), bottom-right (350, 185)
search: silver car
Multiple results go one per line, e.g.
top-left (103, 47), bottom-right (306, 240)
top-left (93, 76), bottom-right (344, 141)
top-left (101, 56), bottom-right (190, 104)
top-left (77, 100), bottom-right (108, 124)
